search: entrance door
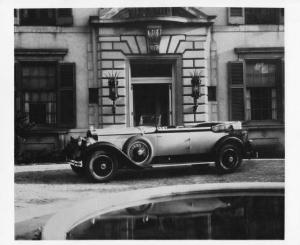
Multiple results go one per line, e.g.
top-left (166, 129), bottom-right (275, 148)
top-left (133, 84), bottom-right (169, 126)
top-left (129, 62), bottom-right (174, 127)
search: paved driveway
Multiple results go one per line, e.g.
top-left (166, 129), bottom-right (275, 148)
top-left (15, 159), bottom-right (284, 239)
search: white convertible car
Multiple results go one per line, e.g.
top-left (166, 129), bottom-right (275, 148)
top-left (64, 122), bottom-right (253, 182)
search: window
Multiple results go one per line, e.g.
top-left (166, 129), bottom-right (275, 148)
top-left (228, 7), bottom-right (283, 25)
top-left (245, 8), bottom-right (280, 25)
top-left (208, 86), bottom-right (216, 101)
top-left (89, 88), bottom-right (99, 104)
top-left (21, 63), bottom-right (57, 124)
top-left (18, 8), bottom-right (73, 26)
top-left (230, 8), bottom-right (243, 17)
top-left (15, 62), bottom-right (76, 127)
top-left (245, 61), bottom-right (278, 120)
top-left (249, 88), bottom-right (273, 120)
top-left (228, 58), bottom-right (283, 122)
top-left (128, 8), bottom-right (173, 18)
top-left (131, 63), bottom-right (172, 77)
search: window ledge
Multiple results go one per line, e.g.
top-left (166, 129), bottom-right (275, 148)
top-left (234, 47), bottom-right (284, 55)
top-left (30, 127), bottom-right (69, 134)
top-left (213, 25), bottom-right (284, 33)
top-left (243, 120), bottom-right (284, 130)
top-left (15, 48), bottom-right (68, 57)
top-left (14, 26), bottom-right (90, 33)
top-left (29, 127), bottom-right (88, 135)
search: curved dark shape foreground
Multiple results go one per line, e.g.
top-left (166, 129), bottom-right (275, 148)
top-left (42, 182), bottom-right (284, 240)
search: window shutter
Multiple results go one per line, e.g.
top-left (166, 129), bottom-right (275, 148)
top-left (277, 60), bottom-right (284, 121)
top-left (14, 9), bottom-right (20, 25)
top-left (15, 62), bottom-right (22, 112)
top-left (58, 63), bottom-right (76, 127)
top-left (228, 61), bottom-right (245, 121)
top-left (56, 8), bottom-right (73, 26)
top-left (279, 8), bottom-right (284, 25)
top-left (14, 62), bottom-right (21, 91)
top-left (228, 8), bottom-right (245, 25)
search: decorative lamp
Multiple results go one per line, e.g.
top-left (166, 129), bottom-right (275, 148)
top-left (190, 70), bottom-right (202, 114)
top-left (107, 71), bottom-right (120, 114)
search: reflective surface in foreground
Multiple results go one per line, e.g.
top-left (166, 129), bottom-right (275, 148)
top-left (67, 192), bottom-right (284, 240)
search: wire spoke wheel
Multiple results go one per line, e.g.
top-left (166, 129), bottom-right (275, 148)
top-left (124, 137), bottom-right (153, 167)
top-left (128, 141), bottom-right (150, 164)
top-left (86, 151), bottom-right (118, 182)
top-left (215, 144), bottom-right (242, 173)
top-left (220, 149), bottom-right (238, 169)
top-left (92, 155), bottom-right (113, 177)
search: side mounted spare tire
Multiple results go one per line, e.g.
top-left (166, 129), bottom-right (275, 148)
top-left (85, 150), bottom-right (118, 182)
top-left (215, 144), bottom-right (242, 173)
top-left (123, 136), bottom-right (153, 167)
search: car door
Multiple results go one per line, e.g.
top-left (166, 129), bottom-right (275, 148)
top-left (156, 129), bottom-right (190, 156)
top-left (189, 128), bottom-right (227, 154)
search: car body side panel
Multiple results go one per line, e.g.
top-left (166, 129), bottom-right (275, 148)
top-left (153, 132), bottom-right (191, 156)
top-left (190, 131), bottom-right (228, 154)
top-left (142, 134), bottom-right (158, 157)
top-left (98, 134), bottom-right (140, 150)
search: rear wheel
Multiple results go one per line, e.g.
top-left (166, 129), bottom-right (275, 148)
top-left (215, 144), bottom-right (242, 173)
top-left (85, 150), bottom-right (118, 182)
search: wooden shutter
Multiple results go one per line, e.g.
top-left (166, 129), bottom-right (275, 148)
top-left (58, 63), bottom-right (76, 127)
top-left (56, 9), bottom-right (73, 26)
top-left (228, 61), bottom-right (245, 121)
top-left (14, 9), bottom-right (20, 25)
top-left (15, 62), bottom-right (22, 112)
top-left (277, 60), bottom-right (284, 121)
top-left (228, 8), bottom-right (245, 25)
top-left (279, 8), bottom-right (284, 25)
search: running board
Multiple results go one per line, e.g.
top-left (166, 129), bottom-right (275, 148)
top-left (151, 161), bottom-right (214, 169)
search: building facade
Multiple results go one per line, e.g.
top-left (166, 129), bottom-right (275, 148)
top-left (14, 7), bottom-right (284, 161)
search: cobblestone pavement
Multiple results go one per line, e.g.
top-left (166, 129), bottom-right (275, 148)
top-left (15, 159), bottom-right (284, 239)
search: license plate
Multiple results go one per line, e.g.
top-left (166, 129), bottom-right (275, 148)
top-left (69, 160), bottom-right (83, 168)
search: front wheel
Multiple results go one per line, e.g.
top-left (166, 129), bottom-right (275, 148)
top-left (215, 144), bottom-right (242, 173)
top-left (85, 150), bottom-right (118, 182)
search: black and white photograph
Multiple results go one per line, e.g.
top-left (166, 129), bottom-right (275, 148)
top-left (5, 0), bottom-right (298, 242)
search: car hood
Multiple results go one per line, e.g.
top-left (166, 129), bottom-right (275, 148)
top-left (89, 126), bottom-right (156, 136)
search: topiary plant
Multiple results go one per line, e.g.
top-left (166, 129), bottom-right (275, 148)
top-left (15, 111), bottom-right (35, 163)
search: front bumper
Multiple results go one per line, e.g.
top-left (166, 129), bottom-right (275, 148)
top-left (68, 159), bottom-right (83, 168)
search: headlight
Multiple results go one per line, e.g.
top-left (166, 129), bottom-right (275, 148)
top-left (77, 137), bottom-right (83, 146)
top-left (86, 137), bottom-right (96, 146)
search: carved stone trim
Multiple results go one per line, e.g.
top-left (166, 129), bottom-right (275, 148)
top-left (146, 24), bottom-right (162, 54)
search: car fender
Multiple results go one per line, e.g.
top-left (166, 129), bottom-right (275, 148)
top-left (83, 141), bottom-right (144, 169)
top-left (212, 135), bottom-right (245, 156)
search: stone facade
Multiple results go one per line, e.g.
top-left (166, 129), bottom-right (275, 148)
top-left (14, 7), bottom-right (285, 161)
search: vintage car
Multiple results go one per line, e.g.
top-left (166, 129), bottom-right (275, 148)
top-left (64, 122), bottom-right (253, 182)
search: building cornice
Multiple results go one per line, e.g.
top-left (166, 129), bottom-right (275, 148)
top-left (14, 48), bottom-right (68, 61)
top-left (89, 16), bottom-right (214, 26)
